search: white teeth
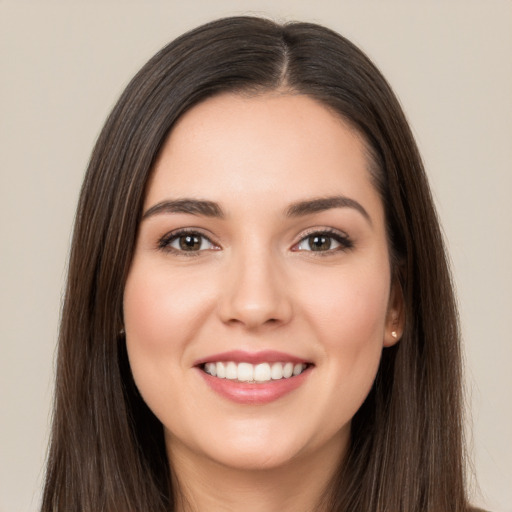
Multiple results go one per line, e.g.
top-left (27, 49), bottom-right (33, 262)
top-left (271, 362), bottom-right (283, 380)
top-left (225, 361), bottom-right (237, 380)
top-left (216, 362), bottom-right (226, 378)
top-left (204, 362), bottom-right (217, 377)
top-left (203, 361), bottom-right (307, 382)
top-left (237, 362), bottom-right (254, 382)
top-left (254, 363), bottom-right (271, 382)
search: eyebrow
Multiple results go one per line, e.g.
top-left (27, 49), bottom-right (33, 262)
top-left (142, 199), bottom-right (225, 220)
top-left (142, 195), bottom-right (371, 224)
top-left (285, 196), bottom-right (372, 224)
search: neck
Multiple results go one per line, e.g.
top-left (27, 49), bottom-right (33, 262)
top-left (167, 435), bottom-right (346, 512)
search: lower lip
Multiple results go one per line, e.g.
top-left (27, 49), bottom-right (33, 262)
top-left (197, 367), bottom-right (311, 405)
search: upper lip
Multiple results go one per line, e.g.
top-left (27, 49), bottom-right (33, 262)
top-left (193, 350), bottom-right (311, 367)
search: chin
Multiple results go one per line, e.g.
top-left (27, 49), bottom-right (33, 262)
top-left (165, 415), bottom-right (349, 474)
top-left (206, 441), bottom-right (310, 472)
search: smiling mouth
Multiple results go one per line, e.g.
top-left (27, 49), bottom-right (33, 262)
top-left (202, 361), bottom-right (310, 383)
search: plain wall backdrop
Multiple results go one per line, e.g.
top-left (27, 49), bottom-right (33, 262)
top-left (1, 1), bottom-right (511, 511)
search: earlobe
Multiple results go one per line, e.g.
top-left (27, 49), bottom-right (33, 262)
top-left (384, 277), bottom-right (405, 347)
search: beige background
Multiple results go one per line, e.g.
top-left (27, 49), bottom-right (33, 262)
top-left (1, 1), bottom-right (511, 511)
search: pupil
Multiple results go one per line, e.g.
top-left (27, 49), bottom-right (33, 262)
top-left (179, 234), bottom-right (201, 251)
top-left (309, 235), bottom-right (331, 251)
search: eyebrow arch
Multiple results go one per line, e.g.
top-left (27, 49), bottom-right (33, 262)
top-left (142, 199), bottom-right (225, 220)
top-left (142, 195), bottom-right (371, 224)
top-left (285, 195), bottom-right (372, 224)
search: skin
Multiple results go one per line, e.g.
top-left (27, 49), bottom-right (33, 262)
top-left (123, 92), bottom-right (403, 512)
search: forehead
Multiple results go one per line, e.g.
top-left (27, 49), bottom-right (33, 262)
top-left (146, 92), bottom-right (382, 220)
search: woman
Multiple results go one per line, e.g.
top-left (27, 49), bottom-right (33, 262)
top-left (41, 16), bottom-right (476, 511)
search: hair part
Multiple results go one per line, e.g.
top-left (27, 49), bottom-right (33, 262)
top-left (42, 16), bottom-right (470, 511)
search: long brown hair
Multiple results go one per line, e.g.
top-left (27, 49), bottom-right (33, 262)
top-left (42, 16), bottom-right (470, 511)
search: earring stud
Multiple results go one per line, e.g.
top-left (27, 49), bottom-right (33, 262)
top-left (391, 330), bottom-right (398, 339)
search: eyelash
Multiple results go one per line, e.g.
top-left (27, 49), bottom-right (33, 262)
top-left (157, 227), bottom-right (353, 256)
top-left (292, 228), bottom-right (354, 255)
top-left (158, 228), bottom-right (219, 257)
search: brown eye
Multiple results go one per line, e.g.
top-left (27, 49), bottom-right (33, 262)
top-left (159, 230), bottom-right (217, 253)
top-left (308, 235), bottom-right (332, 251)
top-left (179, 234), bottom-right (202, 251)
top-left (294, 230), bottom-right (353, 253)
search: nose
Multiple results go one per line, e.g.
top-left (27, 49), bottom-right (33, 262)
top-left (217, 247), bottom-right (293, 330)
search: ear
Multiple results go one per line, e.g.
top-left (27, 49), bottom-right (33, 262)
top-left (383, 276), bottom-right (405, 347)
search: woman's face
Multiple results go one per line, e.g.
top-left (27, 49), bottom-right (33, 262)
top-left (124, 92), bottom-right (402, 473)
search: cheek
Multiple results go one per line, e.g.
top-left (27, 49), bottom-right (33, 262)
top-left (123, 263), bottom-right (212, 352)
top-left (122, 262), bottom-right (218, 427)
top-left (122, 269), bottom-right (173, 404)
top-left (298, 263), bottom-right (390, 397)
top-left (122, 263), bottom-right (211, 398)
top-left (327, 289), bottom-right (387, 382)
top-left (301, 261), bottom-right (390, 343)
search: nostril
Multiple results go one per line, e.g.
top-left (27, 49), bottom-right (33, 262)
top-left (217, 272), bottom-right (294, 328)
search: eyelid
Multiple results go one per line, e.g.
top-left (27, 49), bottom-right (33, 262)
top-left (291, 227), bottom-right (353, 253)
top-left (158, 228), bottom-right (220, 255)
top-left (156, 226), bottom-right (352, 255)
